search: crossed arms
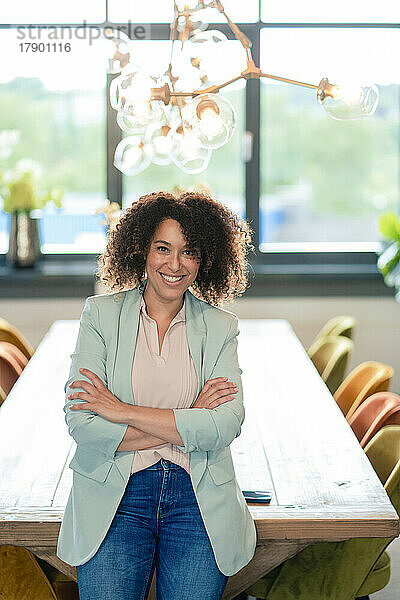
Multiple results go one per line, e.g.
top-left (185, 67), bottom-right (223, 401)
top-left (63, 297), bottom-right (244, 460)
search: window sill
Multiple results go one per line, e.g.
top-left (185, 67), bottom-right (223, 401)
top-left (246, 264), bottom-right (392, 297)
top-left (0, 259), bottom-right (97, 298)
top-left (0, 257), bottom-right (393, 298)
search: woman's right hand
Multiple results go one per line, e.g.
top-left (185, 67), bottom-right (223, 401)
top-left (192, 377), bottom-right (238, 410)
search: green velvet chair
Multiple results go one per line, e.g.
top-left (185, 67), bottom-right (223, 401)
top-left (244, 425), bottom-right (400, 600)
top-left (307, 335), bottom-right (354, 394)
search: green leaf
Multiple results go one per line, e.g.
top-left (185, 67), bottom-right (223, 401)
top-left (378, 212), bottom-right (400, 241)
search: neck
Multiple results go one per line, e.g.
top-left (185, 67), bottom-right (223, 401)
top-left (143, 284), bottom-right (185, 322)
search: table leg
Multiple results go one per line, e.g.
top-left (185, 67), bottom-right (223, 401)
top-left (28, 546), bottom-right (158, 600)
top-left (221, 541), bottom-right (311, 600)
top-left (28, 540), bottom-right (311, 600)
top-left (27, 546), bottom-right (77, 581)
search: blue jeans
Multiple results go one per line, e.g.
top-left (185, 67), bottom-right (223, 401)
top-left (76, 458), bottom-right (229, 600)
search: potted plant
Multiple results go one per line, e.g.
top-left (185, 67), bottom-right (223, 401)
top-left (0, 159), bottom-right (63, 267)
top-left (94, 198), bottom-right (123, 234)
top-left (377, 212), bottom-right (400, 301)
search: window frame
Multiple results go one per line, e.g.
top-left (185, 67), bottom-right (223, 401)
top-left (0, 15), bottom-right (398, 297)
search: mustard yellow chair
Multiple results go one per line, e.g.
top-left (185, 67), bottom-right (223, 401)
top-left (0, 546), bottom-right (78, 599)
top-left (0, 383), bottom-right (6, 406)
top-left (334, 361), bottom-right (394, 420)
top-left (307, 335), bottom-right (354, 394)
top-left (0, 545), bottom-right (57, 599)
top-left (309, 315), bottom-right (356, 348)
top-left (244, 425), bottom-right (400, 600)
top-left (0, 318), bottom-right (35, 360)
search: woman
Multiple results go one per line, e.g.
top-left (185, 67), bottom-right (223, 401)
top-left (56, 191), bottom-right (257, 600)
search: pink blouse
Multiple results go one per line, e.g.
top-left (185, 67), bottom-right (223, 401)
top-left (130, 294), bottom-right (198, 475)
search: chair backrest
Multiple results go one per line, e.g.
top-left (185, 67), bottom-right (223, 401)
top-left (334, 361), bottom-right (394, 419)
top-left (307, 335), bottom-right (354, 394)
top-left (0, 346), bottom-right (23, 396)
top-left (0, 341), bottom-right (29, 371)
top-left (0, 317), bottom-right (35, 360)
top-left (348, 392), bottom-right (400, 448)
top-left (313, 315), bottom-right (356, 344)
top-left (364, 425), bottom-right (400, 501)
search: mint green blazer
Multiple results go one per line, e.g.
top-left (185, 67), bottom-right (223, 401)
top-left (56, 281), bottom-right (257, 576)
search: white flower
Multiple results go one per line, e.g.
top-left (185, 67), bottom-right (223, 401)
top-left (0, 130), bottom-right (20, 160)
top-left (13, 159), bottom-right (43, 179)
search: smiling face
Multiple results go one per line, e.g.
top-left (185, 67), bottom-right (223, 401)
top-left (144, 218), bottom-right (200, 304)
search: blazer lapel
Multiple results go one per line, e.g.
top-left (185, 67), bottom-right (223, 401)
top-left (182, 288), bottom-right (208, 487)
top-left (111, 286), bottom-right (142, 405)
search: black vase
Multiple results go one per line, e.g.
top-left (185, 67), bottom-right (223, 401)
top-left (6, 211), bottom-right (41, 267)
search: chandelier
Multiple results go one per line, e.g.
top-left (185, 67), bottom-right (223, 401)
top-left (107, 1), bottom-right (379, 176)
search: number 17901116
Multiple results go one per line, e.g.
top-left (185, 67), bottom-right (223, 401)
top-left (19, 42), bottom-right (71, 52)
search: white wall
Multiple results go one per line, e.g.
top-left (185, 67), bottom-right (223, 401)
top-left (1, 295), bottom-right (399, 392)
top-left (229, 296), bottom-right (400, 393)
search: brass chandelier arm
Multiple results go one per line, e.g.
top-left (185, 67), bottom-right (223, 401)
top-left (150, 1), bottom-right (322, 109)
top-left (167, 9), bottom-right (185, 120)
top-left (212, 0), bottom-right (253, 61)
top-left (151, 71), bottom-right (320, 105)
top-left (259, 72), bottom-right (318, 90)
top-left (170, 74), bottom-right (243, 96)
top-left (168, 71), bottom-right (318, 94)
top-left (174, 0), bottom-right (253, 60)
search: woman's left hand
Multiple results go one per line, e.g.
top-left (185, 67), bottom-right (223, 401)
top-left (68, 368), bottom-right (128, 424)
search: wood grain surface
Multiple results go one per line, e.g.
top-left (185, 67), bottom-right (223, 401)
top-left (0, 318), bottom-right (397, 598)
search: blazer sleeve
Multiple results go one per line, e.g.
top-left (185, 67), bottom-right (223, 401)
top-left (172, 315), bottom-right (244, 453)
top-left (63, 297), bottom-right (128, 458)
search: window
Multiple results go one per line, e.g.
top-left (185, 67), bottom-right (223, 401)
top-left (261, 0), bottom-right (400, 24)
top-left (0, 2), bottom-right (399, 287)
top-left (108, 0), bottom-right (259, 24)
top-left (0, 0), bottom-right (105, 24)
top-left (260, 27), bottom-right (400, 250)
top-left (0, 29), bottom-right (107, 253)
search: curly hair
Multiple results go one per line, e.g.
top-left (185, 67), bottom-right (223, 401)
top-left (96, 191), bottom-right (255, 306)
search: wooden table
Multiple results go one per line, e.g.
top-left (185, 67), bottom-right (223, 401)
top-left (0, 319), bottom-right (398, 599)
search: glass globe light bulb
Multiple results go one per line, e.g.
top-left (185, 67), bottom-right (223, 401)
top-left (167, 123), bottom-right (211, 174)
top-left (197, 107), bottom-right (226, 138)
top-left (103, 28), bottom-right (131, 74)
top-left (145, 124), bottom-right (173, 166)
top-left (183, 93), bottom-right (236, 149)
top-left (317, 77), bottom-right (379, 120)
top-left (175, 1), bottom-right (202, 11)
top-left (114, 136), bottom-right (151, 176)
top-left (184, 29), bottom-right (228, 82)
top-left (116, 112), bottom-right (149, 135)
top-left (110, 65), bottom-right (162, 124)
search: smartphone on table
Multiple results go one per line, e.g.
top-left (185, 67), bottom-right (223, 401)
top-left (242, 490), bottom-right (272, 504)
